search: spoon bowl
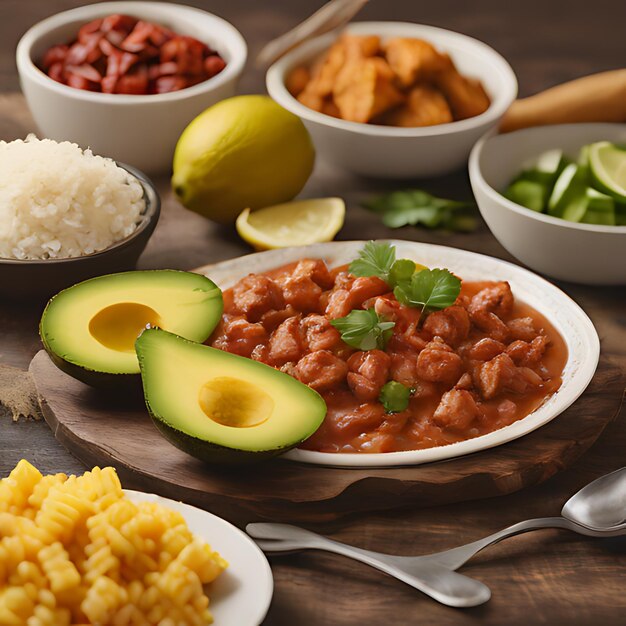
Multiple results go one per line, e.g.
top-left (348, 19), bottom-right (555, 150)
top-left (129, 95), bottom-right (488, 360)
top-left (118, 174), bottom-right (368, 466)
top-left (561, 467), bottom-right (626, 530)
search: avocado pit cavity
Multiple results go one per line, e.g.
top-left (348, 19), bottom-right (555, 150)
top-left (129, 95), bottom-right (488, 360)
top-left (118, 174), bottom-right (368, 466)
top-left (198, 377), bottom-right (273, 428)
top-left (89, 302), bottom-right (161, 352)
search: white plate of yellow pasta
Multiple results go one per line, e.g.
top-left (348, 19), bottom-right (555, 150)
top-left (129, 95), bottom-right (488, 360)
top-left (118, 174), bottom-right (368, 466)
top-left (0, 460), bottom-right (273, 626)
top-left (125, 490), bottom-right (274, 626)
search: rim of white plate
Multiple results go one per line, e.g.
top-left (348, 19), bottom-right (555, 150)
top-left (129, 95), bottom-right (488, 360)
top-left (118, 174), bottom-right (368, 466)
top-left (196, 240), bottom-right (599, 468)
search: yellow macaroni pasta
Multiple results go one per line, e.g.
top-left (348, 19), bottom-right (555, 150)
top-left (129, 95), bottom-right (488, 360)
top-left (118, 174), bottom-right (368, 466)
top-left (0, 460), bottom-right (227, 625)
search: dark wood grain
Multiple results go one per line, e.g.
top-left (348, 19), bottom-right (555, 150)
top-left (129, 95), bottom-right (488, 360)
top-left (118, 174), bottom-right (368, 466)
top-left (29, 349), bottom-right (624, 523)
top-left (2, 2), bottom-right (626, 625)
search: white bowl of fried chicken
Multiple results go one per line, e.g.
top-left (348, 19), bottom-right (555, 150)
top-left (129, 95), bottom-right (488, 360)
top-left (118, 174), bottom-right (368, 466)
top-left (266, 22), bottom-right (517, 178)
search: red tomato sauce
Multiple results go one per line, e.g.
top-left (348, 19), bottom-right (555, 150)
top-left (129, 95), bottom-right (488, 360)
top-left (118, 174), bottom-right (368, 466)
top-left (209, 259), bottom-right (568, 454)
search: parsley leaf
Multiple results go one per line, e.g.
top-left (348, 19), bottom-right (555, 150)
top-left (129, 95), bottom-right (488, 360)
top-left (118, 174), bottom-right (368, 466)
top-left (379, 381), bottom-right (412, 413)
top-left (349, 242), bottom-right (428, 288)
top-left (330, 308), bottom-right (395, 351)
top-left (363, 189), bottom-right (477, 232)
top-left (349, 241), bottom-right (396, 283)
top-left (393, 268), bottom-right (461, 312)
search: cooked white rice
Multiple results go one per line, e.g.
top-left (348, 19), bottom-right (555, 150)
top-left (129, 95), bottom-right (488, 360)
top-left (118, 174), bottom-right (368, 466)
top-left (0, 135), bottom-right (145, 260)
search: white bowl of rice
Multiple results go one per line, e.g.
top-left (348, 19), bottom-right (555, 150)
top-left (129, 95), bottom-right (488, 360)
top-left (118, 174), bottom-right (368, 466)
top-left (0, 135), bottom-right (160, 300)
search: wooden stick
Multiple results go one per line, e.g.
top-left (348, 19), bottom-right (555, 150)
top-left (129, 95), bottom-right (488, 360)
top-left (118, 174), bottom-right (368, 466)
top-left (500, 69), bottom-right (626, 133)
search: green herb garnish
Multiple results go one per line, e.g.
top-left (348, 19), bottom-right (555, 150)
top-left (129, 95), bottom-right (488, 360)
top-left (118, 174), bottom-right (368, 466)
top-left (363, 189), bottom-right (477, 232)
top-left (349, 241), bottom-right (425, 288)
top-left (330, 308), bottom-right (395, 351)
top-left (379, 381), bottom-right (412, 413)
top-left (349, 240), bottom-right (396, 283)
top-left (393, 268), bottom-right (461, 313)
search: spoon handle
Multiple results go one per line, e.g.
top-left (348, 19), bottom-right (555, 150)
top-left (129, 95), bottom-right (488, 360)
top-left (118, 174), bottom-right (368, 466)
top-left (426, 516), bottom-right (607, 570)
top-left (255, 0), bottom-right (370, 68)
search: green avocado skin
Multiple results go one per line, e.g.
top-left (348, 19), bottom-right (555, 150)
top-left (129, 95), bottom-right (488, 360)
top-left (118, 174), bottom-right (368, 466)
top-left (40, 331), bottom-right (140, 390)
top-left (148, 409), bottom-right (301, 465)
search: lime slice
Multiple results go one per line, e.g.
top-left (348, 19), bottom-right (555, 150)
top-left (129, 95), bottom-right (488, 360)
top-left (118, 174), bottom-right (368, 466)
top-left (616, 202), bottom-right (626, 226)
top-left (505, 179), bottom-right (547, 212)
top-left (589, 141), bottom-right (626, 202)
top-left (548, 163), bottom-right (588, 217)
top-left (236, 198), bottom-right (346, 251)
top-left (582, 188), bottom-right (615, 225)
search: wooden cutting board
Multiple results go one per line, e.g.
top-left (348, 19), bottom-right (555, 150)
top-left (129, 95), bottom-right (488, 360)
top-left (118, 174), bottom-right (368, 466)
top-left (30, 349), bottom-right (623, 524)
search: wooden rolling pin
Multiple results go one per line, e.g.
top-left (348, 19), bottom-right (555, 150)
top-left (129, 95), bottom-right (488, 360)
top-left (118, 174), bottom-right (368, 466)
top-left (500, 69), bottom-right (626, 132)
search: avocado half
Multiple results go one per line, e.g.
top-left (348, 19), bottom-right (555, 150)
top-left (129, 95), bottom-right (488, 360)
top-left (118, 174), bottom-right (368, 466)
top-left (135, 328), bottom-right (327, 464)
top-left (40, 270), bottom-right (223, 388)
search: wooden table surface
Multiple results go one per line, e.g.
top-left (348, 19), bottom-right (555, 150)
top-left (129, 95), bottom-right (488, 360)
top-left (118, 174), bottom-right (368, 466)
top-left (1, 1), bottom-right (625, 625)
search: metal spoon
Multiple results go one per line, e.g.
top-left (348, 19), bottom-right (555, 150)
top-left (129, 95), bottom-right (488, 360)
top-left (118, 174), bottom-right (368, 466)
top-left (423, 466), bottom-right (626, 571)
top-left (247, 468), bottom-right (626, 605)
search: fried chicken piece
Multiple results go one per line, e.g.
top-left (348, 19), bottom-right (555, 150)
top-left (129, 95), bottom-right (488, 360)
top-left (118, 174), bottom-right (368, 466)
top-left (383, 37), bottom-right (453, 87)
top-left (321, 98), bottom-right (342, 118)
top-left (297, 88), bottom-right (324, 112)
top-left (285, 65), bottom-right (310, 97)
top-left (333, 57), bottom-right (404, 123)
top-left (305, 34), bottom-right (381, 98)
top-left (379, 85), bottom-right (453, 127)
top-left (435, 67), bottom-right (491, 120)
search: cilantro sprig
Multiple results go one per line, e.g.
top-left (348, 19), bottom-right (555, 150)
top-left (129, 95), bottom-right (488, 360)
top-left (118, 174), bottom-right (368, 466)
top-left (330, 308), bottom-right (395, 351)
top-left (394, 268), bottom-right (461, 312)
top-left (364, 189), bottom-right (477, 232)
top-left (349, 241), bottom-right (426, 288)
top-left (379, 381), bottom-right (412, 413)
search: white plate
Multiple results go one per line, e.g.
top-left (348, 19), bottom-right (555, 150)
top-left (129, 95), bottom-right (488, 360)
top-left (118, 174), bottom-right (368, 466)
top-left (197, 240), bottom-right (600, 468)
top-left (125, 490), bottom-right (273, 625)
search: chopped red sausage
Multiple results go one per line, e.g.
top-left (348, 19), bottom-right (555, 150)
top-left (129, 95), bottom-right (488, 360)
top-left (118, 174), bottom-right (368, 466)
top-left (40, 14), bottom-right (226, 94)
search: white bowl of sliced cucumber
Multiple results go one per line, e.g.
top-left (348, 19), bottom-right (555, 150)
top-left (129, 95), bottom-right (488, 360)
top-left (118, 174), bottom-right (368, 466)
top-left (469, 123), bottom-right (626, 285)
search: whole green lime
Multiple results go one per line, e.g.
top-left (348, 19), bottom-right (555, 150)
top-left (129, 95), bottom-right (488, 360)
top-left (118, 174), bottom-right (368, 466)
top-left (172, 95), bottom-right (315, 224)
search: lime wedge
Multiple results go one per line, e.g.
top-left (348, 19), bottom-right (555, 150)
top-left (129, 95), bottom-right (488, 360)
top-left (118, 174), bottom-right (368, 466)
top-left (589, 141), bottom-right (626, 202)
top-left (548, 163), bottom-right (588, 217)
top-left (505, 179), bottom-right (547, 212)
top-left (616, 202), bottom-right (626, 226)
top-left (582, 188), bottom-right (615, 225)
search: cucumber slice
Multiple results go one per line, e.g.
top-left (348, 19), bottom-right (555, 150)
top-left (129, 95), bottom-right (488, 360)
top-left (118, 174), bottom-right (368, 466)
top-left (548, 163), bottom-right (589, 217)
top-left (519, 149), bottom-right (568, 186)
top-left (504, 179), bottom-right (547, 212)
top-left (582, 188), bottom-right (615, 225)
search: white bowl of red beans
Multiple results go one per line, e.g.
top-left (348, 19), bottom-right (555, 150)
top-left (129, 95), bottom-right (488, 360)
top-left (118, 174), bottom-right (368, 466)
top-left (16, 2), bottom-right (247, 174)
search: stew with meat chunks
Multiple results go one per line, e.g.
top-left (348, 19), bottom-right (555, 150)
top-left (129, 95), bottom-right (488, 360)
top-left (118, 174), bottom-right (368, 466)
top-left (209, 253), bottom-right (567, 454)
